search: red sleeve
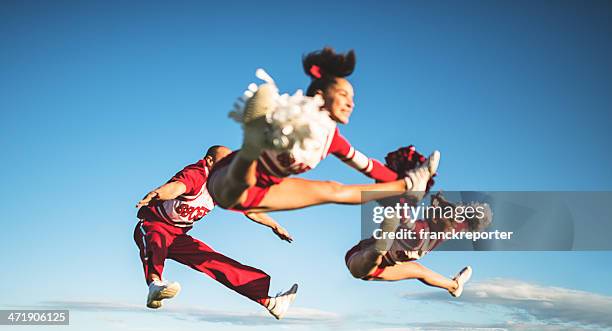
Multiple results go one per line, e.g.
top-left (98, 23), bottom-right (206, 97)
top-left (328, 127), bottom-right (351, 156)
top-left (369, 159), bottom-right (399, 182)
top-left (170, 162), bottom-right (207, 196)
top-left (328, 128), bottom-right (399, 182)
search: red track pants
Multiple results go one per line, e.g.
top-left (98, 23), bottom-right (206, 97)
top-left (134, 219), bottom-right (271, 305)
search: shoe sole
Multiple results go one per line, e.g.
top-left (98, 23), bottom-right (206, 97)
top-left (147, 300), bottom-right (162, 309)
top-left (271, 284), bottom-right (299, 320)
top-left (242, 83), bottom-right (276, 124)
top-left (286, 283), bottom-right (298, 299)
top-left (406, 151), bottom-right (440, 199)
top-left (147, 283), bottom-right (181, 309)
top-left (450, 266), bottom-right (472, 298)
top-left (427, 150), bottom-right (440, 175)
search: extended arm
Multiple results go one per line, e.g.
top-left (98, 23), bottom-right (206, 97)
top-left (136, 181), bottom-right (187, 208)
top-left (245, 212), bottom-right (293, 243)
top-left (329, 129), bottom-right (398, 182)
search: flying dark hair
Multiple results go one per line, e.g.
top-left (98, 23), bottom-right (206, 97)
top-left (302, 47), bottom-right (356, 96)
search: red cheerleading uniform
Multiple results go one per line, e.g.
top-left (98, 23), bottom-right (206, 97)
top-left (134, 159), bottom-right (271, 305)
top-left (208, 127), bottom-right (399, 210)
top-left (137, 160), bottom-right (215, 228)
top-left (345, 219), bottom-right (471, 279)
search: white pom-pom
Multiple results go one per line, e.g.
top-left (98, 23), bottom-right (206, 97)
top-left (255, 68), bottom-right (274, 84)
top-left (265, 89), bottom-right (335, 151)
top-left (281, 125), bottom-right (294, 135)
top-left (229, 68), bottom-right (335, 155)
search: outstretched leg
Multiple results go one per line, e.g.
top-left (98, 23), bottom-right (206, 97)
top-left (372, 262), bottom-right (458, 292)
top-left (167, 233), bottom-right (273, 305)
top-left (212, 83), bottom-right (278, 209)
top-left (251, 177), bottom-right (409, 212)
top-left (209, 154), bottom-right (259, 209)
top-left (347, 249), bottom-right (472, 295)
top-left (133, 220), bottom-right (177, 285)
top-left (210, 80), bottom-right (439, 212)
top-left (167, 233), bottom-right (298, 319)
top-left (133, 220), bottom-right (182, 308)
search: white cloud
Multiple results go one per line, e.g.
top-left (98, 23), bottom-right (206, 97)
top-left (29, 279), bottom-right (612, 330)
top-left (37, 300), bottom-right (342, 326)
top-left (366, 322), bottom-right (591, 331)
top-left (403, 278), bottom-right (612, 329)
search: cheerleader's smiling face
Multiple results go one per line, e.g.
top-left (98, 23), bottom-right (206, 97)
top-left (321, 78), bottom-right (355, 124)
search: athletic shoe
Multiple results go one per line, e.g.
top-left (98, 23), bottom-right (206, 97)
top-left (449, 266), bottom-right (472, 298)
top-left (266, 283), bottom-right (298, 320)
top-left (146, 280), bottom-right (181, 309)
top-left (404, 150), bottom-right (440, 200)
top-left (240, 83), bottom-right (279, 159)
top-left (425, 150), bottom-right (440, 175)
top-left (243, 83), bottom-right (278, 124)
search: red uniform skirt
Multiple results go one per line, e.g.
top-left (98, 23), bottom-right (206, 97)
top-left (344, 238), bottom-right (392, 279)
top-left (207, 151), bottom-right (284, 211)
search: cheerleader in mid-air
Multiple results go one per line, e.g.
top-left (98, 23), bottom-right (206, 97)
top-left (345, 148), bottom-right (492, 296)
top-left (134, 145), bottom-right (297, 320)
top-left (345, 192), bottom-right (492, 297)
top-left (207, 47), bottom-right (439, 213)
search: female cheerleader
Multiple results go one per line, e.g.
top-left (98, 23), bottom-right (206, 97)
top-left (345, 191), bottom-right (492, 297)
top-left (343, 147), bottom-right (491, 296)
top-left (207, 48), bottom-right (439, 213)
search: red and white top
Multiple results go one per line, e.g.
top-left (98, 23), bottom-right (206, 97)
top-left (258, 127), bottom-right (398, 181)
top-left (138, 160), bottom-right (215, 228)
top-left (384, 219), bottom-right (470, 264)
top-left (384, 221), bottom-right (443, 264)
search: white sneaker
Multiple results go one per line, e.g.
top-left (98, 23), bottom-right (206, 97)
top-left (266, 283), bottom-right (298, 320)
top-left (426, 150), bottom-right (440, 175)
top-left (404, 150), bottom-right (440, 200)
top-left (146, 280), bottom-right (181, 309)
top-left (449, 266), bottom-right (472, 298)
top-left (243, 83), bottom-right (278, 124)
top-left (240, 83), bottom-right (279, 159)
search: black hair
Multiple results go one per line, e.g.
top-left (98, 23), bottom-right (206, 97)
top-left (205, 145), bottom-right (224, 159)
top-left (302, 47), bottom-right (356, 96)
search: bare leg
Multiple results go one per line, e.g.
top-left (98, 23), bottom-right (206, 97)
top-left (372, 262), bottom-right (458, 292)
top-left (211, 152), bottom-right (259, 209)
top-left (213, 82), bottom-right (277, 209)
top-left (212, 163), bottom-right (410, 212)
top-left (210, 138), bottom-right (436, 211)
top-left (247, 177), bottom-right (408, 212)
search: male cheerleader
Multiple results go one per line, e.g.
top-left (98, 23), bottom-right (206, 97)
top-left (134, 145), bottom-right (297, 320)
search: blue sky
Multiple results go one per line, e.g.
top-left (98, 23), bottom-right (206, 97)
top-left (1, 0), bottom-right (612, 330)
